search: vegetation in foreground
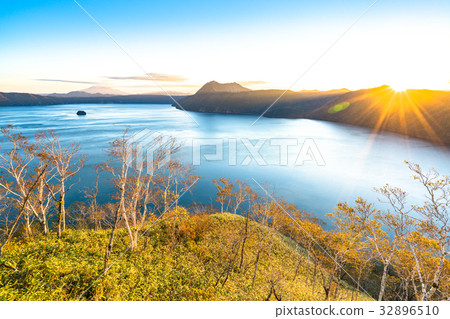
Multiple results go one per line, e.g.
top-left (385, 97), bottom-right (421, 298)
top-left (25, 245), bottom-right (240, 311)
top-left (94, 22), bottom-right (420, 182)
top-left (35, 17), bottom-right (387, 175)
top-left (0, 127), bottom-right (449, 301)
top-left (0, 212), bottom-right (371, 301)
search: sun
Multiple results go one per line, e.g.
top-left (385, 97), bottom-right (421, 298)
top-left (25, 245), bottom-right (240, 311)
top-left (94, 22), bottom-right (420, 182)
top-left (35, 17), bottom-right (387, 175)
top-left (389, 83), bottom-right (410, 92)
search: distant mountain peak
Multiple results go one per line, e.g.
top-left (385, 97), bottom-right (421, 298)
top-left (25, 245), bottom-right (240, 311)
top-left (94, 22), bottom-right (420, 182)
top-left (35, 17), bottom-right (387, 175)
top-left (45, 86), bottom-right (127, 98)
top-left (81, 86), bottom-right (127, 95)
top-left (196, 81), bottom-right (251, 94)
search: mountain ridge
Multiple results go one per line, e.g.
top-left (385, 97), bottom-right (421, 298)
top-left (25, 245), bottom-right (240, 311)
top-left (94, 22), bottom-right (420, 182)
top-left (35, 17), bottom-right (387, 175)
top-left (175, 82), bottom-right (450, 146)
top-left (47, 86), bottom-right (128, 98)
top-left (0, 92), bottom-right (187, 106)
top-left (1, 81), bottom-right (449, 145)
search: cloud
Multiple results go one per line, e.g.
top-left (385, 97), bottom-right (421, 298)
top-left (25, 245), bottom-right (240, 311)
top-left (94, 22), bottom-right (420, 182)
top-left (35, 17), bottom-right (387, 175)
top-left (237, 80), bottom-right (268, 86)
top-left (35, 79), bottom-right (96, 84)
top-left (107, 73), bottom-right (188, 82)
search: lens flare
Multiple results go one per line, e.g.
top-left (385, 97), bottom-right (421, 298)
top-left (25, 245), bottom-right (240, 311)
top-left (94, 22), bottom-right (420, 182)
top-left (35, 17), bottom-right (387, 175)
top-left (328, 102), bottom-right (350, 114)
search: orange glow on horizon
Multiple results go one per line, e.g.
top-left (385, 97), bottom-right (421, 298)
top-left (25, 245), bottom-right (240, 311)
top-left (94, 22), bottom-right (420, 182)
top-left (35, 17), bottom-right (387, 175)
top-left (349, 87), bottom-right (445, 160)
top-left (389, 84), bottom-right (409, 92)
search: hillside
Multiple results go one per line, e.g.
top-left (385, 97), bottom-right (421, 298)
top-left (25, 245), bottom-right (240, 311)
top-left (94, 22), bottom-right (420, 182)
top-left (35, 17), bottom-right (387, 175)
top-left (0, 92), bottom-right (186, 106)
top-left (0, 213), bottom-right (369, 301)
top-left (178, 82), bottom-right (342, 114)
top-left (176, 82), bottom-right (450, 146)
top-left (296, 86), bottom-right (450, 146)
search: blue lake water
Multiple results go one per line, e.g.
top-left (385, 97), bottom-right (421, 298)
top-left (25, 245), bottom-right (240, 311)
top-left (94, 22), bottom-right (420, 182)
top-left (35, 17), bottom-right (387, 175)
top-left (1, 103), bottom-right (448, 226)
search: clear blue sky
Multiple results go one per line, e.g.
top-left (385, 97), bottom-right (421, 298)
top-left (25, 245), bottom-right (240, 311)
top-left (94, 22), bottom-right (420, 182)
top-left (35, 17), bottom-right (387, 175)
top-left (1, 0), bottom-right (449, 93)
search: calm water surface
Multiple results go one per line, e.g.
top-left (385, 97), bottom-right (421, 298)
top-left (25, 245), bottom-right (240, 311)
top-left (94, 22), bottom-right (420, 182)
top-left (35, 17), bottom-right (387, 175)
top-left (1, 104), bottom-right (448, 226)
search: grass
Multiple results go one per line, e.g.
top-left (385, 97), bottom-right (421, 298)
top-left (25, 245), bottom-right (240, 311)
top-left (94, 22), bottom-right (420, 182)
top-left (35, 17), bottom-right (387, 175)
top-left (0, 213), bottom-right (371, 301)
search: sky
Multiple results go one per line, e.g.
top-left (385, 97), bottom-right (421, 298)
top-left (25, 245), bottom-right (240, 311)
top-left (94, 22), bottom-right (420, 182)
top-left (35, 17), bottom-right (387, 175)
top-left (1, 0), bottom-right (450, 94)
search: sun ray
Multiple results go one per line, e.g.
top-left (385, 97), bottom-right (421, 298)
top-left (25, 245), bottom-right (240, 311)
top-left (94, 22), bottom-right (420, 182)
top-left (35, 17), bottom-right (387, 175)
top-left (403, 91), bottom-right (443, 144)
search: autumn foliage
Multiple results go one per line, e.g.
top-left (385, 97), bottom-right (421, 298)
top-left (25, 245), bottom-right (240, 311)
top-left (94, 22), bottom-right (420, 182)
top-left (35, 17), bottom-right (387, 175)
top-left (0, 127), bottom-right (448, 301)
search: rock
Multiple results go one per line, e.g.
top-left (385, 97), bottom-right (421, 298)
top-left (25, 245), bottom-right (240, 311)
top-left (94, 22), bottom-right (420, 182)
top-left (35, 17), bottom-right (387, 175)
top-left (76, 110), bottom-right (87, 116)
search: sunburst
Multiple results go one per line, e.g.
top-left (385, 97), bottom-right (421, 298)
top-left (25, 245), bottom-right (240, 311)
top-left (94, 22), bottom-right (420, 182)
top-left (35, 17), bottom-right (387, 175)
top-left (389, 83), bottom-right (409, 92)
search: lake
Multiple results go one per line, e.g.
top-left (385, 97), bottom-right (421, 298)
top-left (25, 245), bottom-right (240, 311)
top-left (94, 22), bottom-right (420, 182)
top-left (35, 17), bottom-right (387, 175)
top-left (1, 103), bottom-right (449, 226)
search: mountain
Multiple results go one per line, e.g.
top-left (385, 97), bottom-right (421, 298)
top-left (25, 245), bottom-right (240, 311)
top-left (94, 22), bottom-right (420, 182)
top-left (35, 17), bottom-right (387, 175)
top-left (196, 81), bottom-right (251, 94)
top-left (176, 82), bottom-right (450, 146)
top-left (47, 86), bottom-right (128, 98)
top-left (0, 92), bottom-right (187, 106)
top-left (299, 86), bottom-right (450, 146)
top-left (2, 82), bottom-right (449, 145)
top-left (82, 86), bottom-right (127, 95)
top-left (48, 92), bottom-right (110, 98)
top-left (0, 92), bottom-right (57, 106)
top-left (177, 82), bottom-right (343, 115)
top-left (142, 90), bottom-right (190, 96)
top-left (299, 88), bottom-right (351, 94)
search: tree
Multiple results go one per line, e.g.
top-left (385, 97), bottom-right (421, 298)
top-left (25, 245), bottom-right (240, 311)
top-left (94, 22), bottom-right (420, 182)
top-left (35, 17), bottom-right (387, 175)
top-left (212, 178), bottom-right (234, 213)
top-left (0, 126), bottom-right (48, 238)
top-left (407, 161), bottom-right (449, 300)
top-left (157, 159), bottom-right (199, 241)
top-left (327, 203), bottom-right (370, 300)
top-left (103, 130), bottom-right (133, 271)
top-left (376, 162), bottom-right (449, 300)
top-left (102, 129), bottom-right (193, 272)
top-left (37, 130), bottom-right (86, 238)
top-left (348, 249), bottom-right (374, 301)
top-left (236, 181), bottom-right (257, 269)
top-left (28, 157), bottom-right (54, 235)
top-left (0, 161), bottom-right (48, 255)
top-left (83, 165), bottom-right (102, 230)
top-left (0, 192), bottom-right (9, 237)
top-left (333, 198), bottom-right (397, 300)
